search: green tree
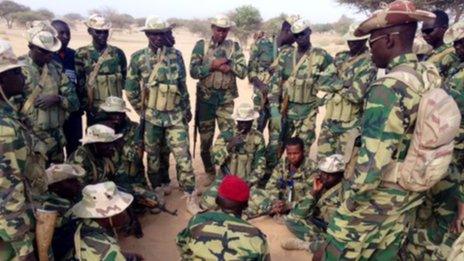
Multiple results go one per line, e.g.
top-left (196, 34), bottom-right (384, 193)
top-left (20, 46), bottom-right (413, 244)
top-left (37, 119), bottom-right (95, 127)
top-left (261, 13), bottom-right (286, 36)
top-left (13, 11), bottom-right (48, 26)
top-left (88, 7), bottom-right (134, 29)
top-left (229, 5), bottom-right (263, 46)
top-left (332, 15), bottom-right (354, 35)
top-left (185, 18), bottom-right (210, 38)
top-left (35, 8), bottom-right (54, 20)
top-left (0, 0), bottom-right (30, 28)
top-left (63, 13), bottom-right (84, 21)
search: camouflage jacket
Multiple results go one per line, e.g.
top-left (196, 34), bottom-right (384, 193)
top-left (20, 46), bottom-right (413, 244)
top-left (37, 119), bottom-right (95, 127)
top-left (67, 219), bottom-right (125, 261)
top-left (211, 128), bottom-right (266, 184)
top-left (75, 44), bottom-right (127, 111)
top-left (67, 145), bottom-right (115, 185)
top-left (190, 38), bottom-right (246, 104)
top-left (125, 46), bottom-right (190, 127)
top-left (20, 56), bottom-right (79, 131)
top-left (176, 211), bottom-right (270, 260)
top-left (445, 63), bottom-right (464, 151)
top-left (426, 43), bottom-right (460, 79)
top-left (247, 36), bottom-right (276, 82)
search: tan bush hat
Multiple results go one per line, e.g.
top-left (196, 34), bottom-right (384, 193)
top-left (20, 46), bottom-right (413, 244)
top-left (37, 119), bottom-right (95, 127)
top-left (232, 103), bottom-right (259, 121)
top-left (285, 14), bottom-right (301, 25)
top-left (26, 20), bottom-right (61, 52)
top-left (0, 39), bottom-right (24, 74)
top-left (80, 124), bottom-right (123, 145)
top-left (46, 164), bottom-right (85, 185)
top-left (99, 96), bottom-right (128, 113)
top-left (140, 16), bottom-right (172, 32)
top-left (85, 14), bottom-right (111, 30)
top-left (444, 21), bottom-right (464, 44)
top-left (211, 14), bottom-right (235, 29)
top-left (291, 19), bottom-right (310, 34)
top-left (71, 181), bottom-right (133, 219)
top-left (318, 154), bottom-right (345, 173)
top-left (344, 24), bottom-right (369, 41)
top-left (355, 0), bottom-right (436, 37)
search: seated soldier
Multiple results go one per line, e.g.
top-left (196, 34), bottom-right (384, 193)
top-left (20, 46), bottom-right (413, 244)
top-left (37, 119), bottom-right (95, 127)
top-left (66, 181), bottom-right (143, 260)
top-left (176, 175), bottom-right (270, 260)
top-left (449, 231), bottom-right (464, 261)
top-left (281, 154), bottom-right (345, 252)
top-left (200, 103), bottom-right (266, 209)
top-left (246, 137), bottom-right (316, 217)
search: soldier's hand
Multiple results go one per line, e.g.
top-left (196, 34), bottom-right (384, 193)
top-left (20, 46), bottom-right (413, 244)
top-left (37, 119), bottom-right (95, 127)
top-left (450, 202), bottom-right (464, 234)
top-left (227, 135), bottom-right (244, 151)
top-left (34, 94), bottom-right (61, 109)
top-left (218, 64), bottom-right (232, 73)
top-left (270, 200), bottom-right (286, 215)
top-left (211, 58), bottom-right (229, 70)
top-left (311, 176), bottom-right (324, 197)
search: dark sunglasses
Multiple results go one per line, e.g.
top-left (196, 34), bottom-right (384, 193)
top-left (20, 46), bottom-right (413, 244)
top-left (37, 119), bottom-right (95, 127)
top-left (421, 28), bottom-right (435, 35)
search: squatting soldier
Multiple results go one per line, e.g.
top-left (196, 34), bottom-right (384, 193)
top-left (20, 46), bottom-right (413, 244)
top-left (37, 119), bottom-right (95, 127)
top-left (125, 16), bottom-right (200, 214)
top-left (319, 1), bottom-right (439, 259)
top-left (190, 14), bottom-right (247, 182)
top-left (317, 24), bottom-right (377, 159)
top-left (281, 154), bottom-right (345, 253)
top-left (200, 103), bottom-right (266, 209)
top-left (177, 175), bottom-right (270, 260)
top-left (75, 14), bottom-right (127, 124)
top-left (20, 21), bottom-right (79, 164)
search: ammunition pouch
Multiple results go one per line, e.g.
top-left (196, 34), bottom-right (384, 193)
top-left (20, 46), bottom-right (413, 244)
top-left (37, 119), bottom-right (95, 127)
top-left (147, 83), bottom-right (181, 112)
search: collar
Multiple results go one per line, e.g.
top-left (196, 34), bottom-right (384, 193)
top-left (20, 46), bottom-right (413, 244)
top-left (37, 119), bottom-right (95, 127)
top-left (387, 53), bottom-right (418, 71)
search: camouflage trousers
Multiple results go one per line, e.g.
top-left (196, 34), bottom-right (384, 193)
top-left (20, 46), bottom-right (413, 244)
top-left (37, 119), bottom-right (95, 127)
top-left (284, 214), bottom-right (324, 242)
top-left (144, 121), bottom-right (195, 193)
top-left (252, 87), bottom-right (270, 133)
top-left (0, 211), bottom-right (34, 260)
top-left (147, 140), bottom-right (171, 187)
top-left (36, 128), bottom-right (65, 165)
top-left (324, 186), bottom-right (423, 260)
top-left (198, 99), bottom-right (235, 176)
top-left (317, 119), bottom-right (359, 159)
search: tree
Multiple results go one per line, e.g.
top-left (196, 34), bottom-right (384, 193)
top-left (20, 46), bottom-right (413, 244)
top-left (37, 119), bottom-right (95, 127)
top-left (135, 17), bottom-right (146, 27)
top-left (332, 15), bottom-right (354, 35)
top-left (88, 7), bottom-right (135, 29)
top-left (0, 0), bottom-right (30, 28)
top-left (35, 8), bottom-right (54, 20)
top-left (63, 13), bottom-right (84, 21)
top-left (13, 11), bottom-right (46, 26)
top-left (185, 18), bottom-right (210, 38)
top-left (261, 13), bottom-right (286, 36)
top-left (229, 5), bottom-right (263, 46)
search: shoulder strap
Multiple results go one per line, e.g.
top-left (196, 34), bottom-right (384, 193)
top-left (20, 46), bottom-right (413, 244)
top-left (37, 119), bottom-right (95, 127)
top-left (87, 48), bottom-right (111, 87)
top-left (21, 65), bottom-right (49, 114)
top-left (74, 222), bottom-right (84, 261)
top-left (339, 52), bottom-right (370, 75)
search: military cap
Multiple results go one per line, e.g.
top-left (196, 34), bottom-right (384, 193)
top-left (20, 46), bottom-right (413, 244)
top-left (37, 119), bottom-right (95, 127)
top-left (284, 14), bottom-right (301, 25)
top-left (71, 181), bottom-right (133, 219)
top-left (291, 19), bottom-right (311, 34)
top-left (318, 154), bottom-right (345, 173)
top-left (80, 124), bottom-right (123, 145)
top-left (99, 96), bottom-right (128, 113)
top-left (85, 14), bottom-right (111, 30)
top-left (46, 164), bottom-right (85, 185)
top-left (26, 20), bottom-right (61, 52)
top-left (344, 23), bottom-right (369, 41)
top-left (444, 21), bottom-right (464, 44)
top-left (218, 175), bottom-right (250, 203)
top-left (0, 39), bottom-right (24, 74)
top-left (140, 16), bottom-right (173, 32)
top-left (211, 14), bottom-right (235, 29)
top-left (355, 0), bottom-right (436, 37)
top-left (232, 103), bottom-right (259, 121)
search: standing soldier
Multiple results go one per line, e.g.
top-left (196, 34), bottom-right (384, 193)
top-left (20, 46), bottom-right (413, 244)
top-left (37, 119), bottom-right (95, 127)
top-left (190, 14), bottom-right (247, 183)
top-left (75, 14), bottom-right (127, 124)
top-left (20, 21), bottom-right (79, 164)
top-left (317, 24), bottom-right (377, 160)
top-left (125, 16), bottom-right (200, 214)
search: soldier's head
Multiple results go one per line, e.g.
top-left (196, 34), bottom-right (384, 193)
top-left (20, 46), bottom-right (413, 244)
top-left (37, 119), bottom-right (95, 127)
top-left (444, 22), bottom-right (464, 61)
top-left (51, 19), bottom-right (71, 51)
top-left (210, 14), bottom-right (234, 44)
top-left (285, 137), bottom-right (304, 167)
top-left (140, 16), bottom-right (173, 49)
top-left (215, 175), bottom-right (250, 216)
top-left (355, 1), bottom-right (435, 68)
top-left (232, 103), bottom-right (258, 134)
top-left (0, 40), bottom-right (25, 98)
top-left (422, 10), bottom-right (449, 48)
top-left (46, 164), bottom-right (84, 201)
top-left (81, 124), bottom-right (123, 158)
top-left (99, 97), bottom-right (128, 131)
top-left (146, 31), bottom-right (168, 49)
top-left (26, 21), bottom-right (61, 66)
top-left (291, 20), bottom-right (311, 49)
top-left (316, 154), bottom-right (345, 189)
top-left (85, 14), bottom-right (111, 48)
top-left (277, 15), bottom-right (300, 47)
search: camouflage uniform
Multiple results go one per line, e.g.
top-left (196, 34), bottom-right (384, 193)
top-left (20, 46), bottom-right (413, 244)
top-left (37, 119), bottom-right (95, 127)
top-left (125, 46), bottom-right (194, 192)
top-left (426, 43), bottom-right (460, 78)
top-left (176, 211), bottom-right (270, 260)
top-left (20, 55), bottom-right (79, 164)
top-left (190, 38), bottom-right (247, 176)
top-left (200, 128), bottom-right (266, 209)
top-left (317, 50), bottom-right (377, 158)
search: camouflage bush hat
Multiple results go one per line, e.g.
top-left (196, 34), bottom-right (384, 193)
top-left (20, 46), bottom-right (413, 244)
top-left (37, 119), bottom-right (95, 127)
top-left (343, 23), bottom-right (369, 41)
top-left (211, 14), bottom-right (235, 29)
top-left (71, 181), bottom-right (133, 219)
top-left (45, 164), bottom-right (85, 185)
top-left (318, 154), bottom-right (346, 173)
top-left (284, 14), bottom-right (301, 25)
top-left (444, 21), bottom-right (464, 44)
top-left (140, 16), bottom-right (173, 32)
top-left (232, 103), bottom-right (259, 121)
top-left (80, 124), bottom-right (123, 145)
top-left (26, 20), bottom-right (61, 52)
top-left (355, 0), bottom-right (436, 37)
top-left (85, 14), bottom-right (111, 30)
top-left (291, 19), bottom-right (311, 34)
top-left (99, 96), bottom-right (128, 113)
top-left (0, 39), bottom-right (24, 74)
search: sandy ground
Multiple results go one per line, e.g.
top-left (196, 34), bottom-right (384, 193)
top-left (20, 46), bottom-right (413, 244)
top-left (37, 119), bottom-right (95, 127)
top-left (2, 24), bottom-right (346, 260)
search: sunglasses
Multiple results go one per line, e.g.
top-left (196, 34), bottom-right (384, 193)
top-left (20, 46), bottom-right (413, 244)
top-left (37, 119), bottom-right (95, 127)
top-left (369, 32), bottom-right (400, 46)
top-left (421, 28), bottom-right (435, 35)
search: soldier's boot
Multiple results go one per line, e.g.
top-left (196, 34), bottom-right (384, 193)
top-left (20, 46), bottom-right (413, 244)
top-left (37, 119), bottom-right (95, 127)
top-left (281, 238), bottom-right (310, 251)
top-left (185, 190), bottom-right (203, 215)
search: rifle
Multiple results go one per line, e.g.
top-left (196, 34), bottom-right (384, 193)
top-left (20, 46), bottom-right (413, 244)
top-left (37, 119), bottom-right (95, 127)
top-left (309, 216), bottom-right (328, 231)
top-left (193, 88), bottom-right (199, 159)
top-left (279, 94), bottom-right (290, 149)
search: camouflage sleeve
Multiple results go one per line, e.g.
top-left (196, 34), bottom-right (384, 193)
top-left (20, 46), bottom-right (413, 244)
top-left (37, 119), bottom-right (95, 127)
top-left (314, 50), bottom-right (343, 93)
top-left (287, 194), bottom-right (317, 221)
top-left (230, 42), bottom-right (247, 79)
top-left (268, 49), bottom-right (292, 110)
top-left (264, 160), bottom-right (284, 200)
top-left (250, 134), bottom-right (266, 184)
top-left (125, 53), bottom-right (143, 113)
top-left (211, 135), bottom-right (229, 167)
top-left (117, 48), bottom-right (128, 84)
top-left (338, 62), bottom-right (377, 104)
top-left (177, 50), bottom-right (191, 114)
top-left (79, 230), bottom-right (126, 260)
top-left (247, 41), bottom-right (260, 81)
top-left (67, 148), bottom-right (94, 186)
top-left (176, 217), bottom-right (195, 257)
top-left (59, 71), bottom-right (79, 112)
top-left (74, 49), bottom-right (87, 110)
top-left (189, 40), bottom-right (211, 79)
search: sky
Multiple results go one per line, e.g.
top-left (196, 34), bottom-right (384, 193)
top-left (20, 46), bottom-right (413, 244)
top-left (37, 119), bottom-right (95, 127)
top-left (15, 0), bottom-right (364, 23)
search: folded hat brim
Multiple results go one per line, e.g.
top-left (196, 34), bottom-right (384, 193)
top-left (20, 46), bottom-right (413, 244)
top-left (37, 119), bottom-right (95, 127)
top-left (0, 63), bottom-right (25, 74)
top-left (72, 190), bottom-right (134, 219)
top-left (232, 112), bottom-right (260, 121)
top-left (211, 22), bottom-right (235, 29)
top-left (85, 22), bottom-right (111, 31)
top-left (79, 133), bottom-right (123, 145)
top-left (32, 39), bottom-right (61, 52)
top-left (99, 104), bottom-right (128, 113)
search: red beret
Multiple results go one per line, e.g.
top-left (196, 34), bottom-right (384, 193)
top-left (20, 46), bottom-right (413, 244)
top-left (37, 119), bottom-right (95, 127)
top-left (218, 175), bottom-right (250, 203)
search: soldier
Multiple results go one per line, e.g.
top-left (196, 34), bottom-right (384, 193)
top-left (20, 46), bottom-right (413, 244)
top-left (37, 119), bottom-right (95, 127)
top-left (20, 21), bottom-right (79, 165)
top-left (125, 16), bottom-right (200, 214)
top-left (190, 14), bottom-right (247, 182)
top-left (449, 231), bottom-right (464, 261)
top-left (422, 10), bottom-right (460, 77)
top-left (281, 154), bottom-right (345, 252)
top-left (317, 24), bottom-right (377, 160)
top-left (66, 181), bottom-right (143, 260)
top-left (75, 14), bottom-right (127, 124)
top-left (177, 175), bottom-right (270, 260)
top-left (0, 39), bottom-right (36, 260)
top-left (200, 103), bottom-right (266, 209)
top-left (51, 19), bottom-right (83, 155)
top-left (318, 1), bottom-right (439, 259)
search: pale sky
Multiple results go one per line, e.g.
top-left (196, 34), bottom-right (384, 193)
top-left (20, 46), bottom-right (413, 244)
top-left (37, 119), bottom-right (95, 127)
top-left (15, 0), bottom-right (364, 23)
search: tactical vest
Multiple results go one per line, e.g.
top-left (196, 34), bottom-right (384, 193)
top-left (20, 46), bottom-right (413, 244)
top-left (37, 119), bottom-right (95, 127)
top-left (284, 49), bottom-right (318, 104)
top-left (318, 183), bottom-right (342, 221)
top-left (427, 45), bottom-right (455, 64)
top-left (200, 39), bottom-right (235, 90)
top-left (227, 132), bottom-right (257, 179)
